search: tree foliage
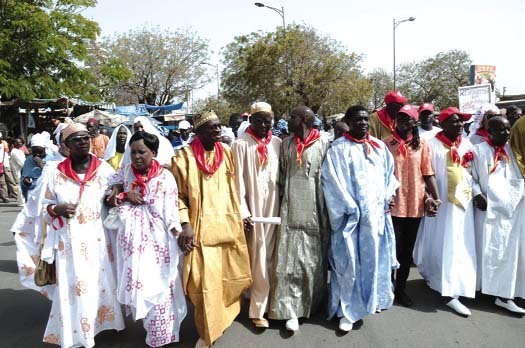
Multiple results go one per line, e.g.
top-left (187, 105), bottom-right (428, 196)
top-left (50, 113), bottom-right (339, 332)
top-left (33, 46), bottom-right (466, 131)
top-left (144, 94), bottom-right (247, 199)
top-left (397, 50), bottom-right (472, 109)
top-left (97, 26), bottom-right (210, 105)
top-left (192, 96), bottom-right (244, 124)
top-left (0, 0), bottom-right (100, 100)
top-left (221, 25), bottom-right (370, 117)
top-left (367, 68), bottom-right (393, 111)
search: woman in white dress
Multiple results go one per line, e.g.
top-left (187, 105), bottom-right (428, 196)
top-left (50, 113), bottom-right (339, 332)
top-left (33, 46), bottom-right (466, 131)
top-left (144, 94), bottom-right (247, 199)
top-left (42, 123), bottom-right (125, 347)
top-left (109, 131), bottom-right (186, 347)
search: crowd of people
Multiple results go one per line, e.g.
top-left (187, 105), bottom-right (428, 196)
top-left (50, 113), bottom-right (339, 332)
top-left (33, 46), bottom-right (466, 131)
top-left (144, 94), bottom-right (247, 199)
top-left (4, 92), bottom-right (525, 348)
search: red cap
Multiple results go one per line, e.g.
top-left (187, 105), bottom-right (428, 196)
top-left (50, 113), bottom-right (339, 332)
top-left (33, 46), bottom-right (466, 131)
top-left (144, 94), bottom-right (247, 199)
top-left (418, 103), bottom-right (434, 113)
top-left (438, 107), bottom-right (472, 124)
top-left (384, 90), bottom-right (408, 105)
top-left (397, 104), bottom-right (419, 121)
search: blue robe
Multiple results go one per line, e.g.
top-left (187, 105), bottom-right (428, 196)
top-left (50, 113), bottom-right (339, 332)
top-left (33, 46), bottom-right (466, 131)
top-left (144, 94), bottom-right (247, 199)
top-left (321, 136), bottom-right (399, 323)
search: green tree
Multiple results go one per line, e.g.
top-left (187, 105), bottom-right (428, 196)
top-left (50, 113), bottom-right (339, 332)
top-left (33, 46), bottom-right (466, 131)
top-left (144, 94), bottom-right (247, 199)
top-left (192, 95), bottom-right (245, 124)
top-left (221, 25), bottom-right (370, 117)
top-left (367, 69), bottom-right (393, 111)
top-left (0, 0), bottom-right (100, 100)
top-left (98, 26), bottom-right (210, 105)
top-left (397, 50), bottom-right (472, 109)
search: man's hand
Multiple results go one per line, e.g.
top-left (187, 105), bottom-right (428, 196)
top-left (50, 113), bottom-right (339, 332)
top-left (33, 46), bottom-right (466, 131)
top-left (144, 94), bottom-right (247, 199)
top-left (474, 194), bottom-right (487, 211)
top-left (386, 196), bottom-right (395, 212)
top-left (425, 198), bottom-right (441, 217)
top-left (178, 223), bottom-right (196, 255)
top-left (33, 155), bottom-right (44, 169)
top-left (243, 217), bottom-right (254, 234)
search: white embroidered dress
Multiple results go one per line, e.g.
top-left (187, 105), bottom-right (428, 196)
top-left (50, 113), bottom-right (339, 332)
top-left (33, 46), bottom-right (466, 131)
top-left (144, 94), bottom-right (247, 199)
top-left (110, 163), bottom-right (186, 347)
top-left (41, 160), bottom-right (125, 348)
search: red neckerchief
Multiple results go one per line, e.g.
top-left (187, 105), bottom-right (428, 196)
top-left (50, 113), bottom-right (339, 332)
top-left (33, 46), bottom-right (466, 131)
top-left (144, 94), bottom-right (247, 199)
top-left (131, 159), bottom-right (162, 197)
top-left (486, 138), bottom-right (510, 174)
top-left (435, 131), bottom-right (462, 165)
top-left (392, 129), bottom-right (414, 159)
top-left (377, 108), bottom-right (395, 132)
top-left (294, 128), bottom-right (321, 166)
top-left (344, 132), bottom-right (381, 155)
top-left (190, 136), bottom-right (224, 176)
top-left (476, 128), bottom-right (489, 140)
top-left (57, 154), bottom-right (102, 201)
top-left (246, 126), bottom-right (272, 167)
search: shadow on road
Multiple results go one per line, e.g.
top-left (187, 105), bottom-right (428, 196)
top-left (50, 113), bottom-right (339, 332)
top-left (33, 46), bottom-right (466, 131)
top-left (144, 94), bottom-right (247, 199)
top-left (0, 259), bottom-right (18, 274)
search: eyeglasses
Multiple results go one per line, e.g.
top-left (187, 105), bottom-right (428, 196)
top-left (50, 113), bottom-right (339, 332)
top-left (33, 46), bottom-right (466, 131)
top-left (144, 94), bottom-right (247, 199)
top-left (67, 135), bottom-right (90, 143)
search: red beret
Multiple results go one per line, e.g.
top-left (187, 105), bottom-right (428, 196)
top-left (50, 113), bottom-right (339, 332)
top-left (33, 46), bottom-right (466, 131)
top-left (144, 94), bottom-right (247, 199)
top-left (397, 104), bottom-right (419, 121)
top-left (438, 107), bottom-right (472, 124)
top-left (87, 117), bottom-right (99, 125)
top-left (384, 90), bottom-right (408, 105)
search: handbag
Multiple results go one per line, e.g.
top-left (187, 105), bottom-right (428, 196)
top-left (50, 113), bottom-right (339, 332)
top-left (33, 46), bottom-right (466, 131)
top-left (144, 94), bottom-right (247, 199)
top-left (103, 207), bottom-right (121, 229)
top-left (0, 151), bottom-right (5, 174)
top-left (34, 219), bottom-right (57, 286)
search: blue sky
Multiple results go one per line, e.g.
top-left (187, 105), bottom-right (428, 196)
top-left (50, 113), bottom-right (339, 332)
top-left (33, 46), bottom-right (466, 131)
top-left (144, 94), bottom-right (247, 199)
top-left (85, 0), bottom-right (525, 100)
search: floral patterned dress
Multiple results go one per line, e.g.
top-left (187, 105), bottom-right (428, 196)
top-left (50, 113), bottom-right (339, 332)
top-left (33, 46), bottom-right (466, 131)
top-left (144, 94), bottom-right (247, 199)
top-left (42, 160), bottom-right (125, 348)
top-left (110, 164), bottom-right (186, 347)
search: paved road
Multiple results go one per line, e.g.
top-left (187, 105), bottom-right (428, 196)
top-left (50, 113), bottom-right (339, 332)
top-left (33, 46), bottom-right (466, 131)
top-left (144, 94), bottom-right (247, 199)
top-left (1, 203), bottom-right (524, 348)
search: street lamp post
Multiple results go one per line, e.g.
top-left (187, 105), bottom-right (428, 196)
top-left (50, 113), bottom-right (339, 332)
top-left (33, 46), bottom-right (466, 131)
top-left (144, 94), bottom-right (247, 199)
top-left (254, 2), bottom-right (285, 28)
top-left (393, 17), bottom-right (415, 90)
top-left (201, 62), bottom-right (220, 100)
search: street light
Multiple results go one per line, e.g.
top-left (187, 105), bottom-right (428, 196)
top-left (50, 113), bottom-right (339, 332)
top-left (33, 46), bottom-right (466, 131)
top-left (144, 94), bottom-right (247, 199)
top-left (254, 2), bottom-right (285, 28)
top-left (393, 17), bottom-right (415, 90)
top-left (201, 62), bottom-right (220, 100)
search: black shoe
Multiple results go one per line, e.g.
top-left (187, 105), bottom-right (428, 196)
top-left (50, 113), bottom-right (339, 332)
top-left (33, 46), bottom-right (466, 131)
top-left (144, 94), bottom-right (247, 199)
top-left (1, 197), bottom-right (9, 203)
top-left (395, 291), bottom-right (413, 307)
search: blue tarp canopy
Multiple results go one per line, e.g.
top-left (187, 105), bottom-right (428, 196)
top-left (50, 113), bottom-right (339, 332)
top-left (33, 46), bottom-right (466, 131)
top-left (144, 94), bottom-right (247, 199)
top-left (113, 104), bottom-right (149, 117)
top-left (145, 102), bottom-right (184, 112)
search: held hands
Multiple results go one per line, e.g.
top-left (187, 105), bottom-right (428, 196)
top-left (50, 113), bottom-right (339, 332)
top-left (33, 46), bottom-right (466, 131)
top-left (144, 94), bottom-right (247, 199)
top-left (53, 203), bottom-right (78, 219)
top-left (425, 198), bottom-right (442, 217)
top-left (177, 223), bottom-right (196, 255)
top-left (243, 217), bottom-right (254, 233)
top-left (105, 185), bottom-right (123, 207)
top-left (386, 196), bottom-right (395, 213)
top-left (474, 194), bottom-right (487, 211)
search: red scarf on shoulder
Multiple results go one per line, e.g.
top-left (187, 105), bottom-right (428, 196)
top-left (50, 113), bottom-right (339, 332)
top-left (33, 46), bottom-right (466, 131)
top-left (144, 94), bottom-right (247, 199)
top-left (377, 108), bottom-right (395, 132)
top-left (392, 130), bottom-right (413, 159)
top-left (435, 131), bottom-right (462, 165)
top-left (344, 132), bottom-right (381, 155)
top-left (486, 138), bottom-right (510, 174)
top-left (294, 128), bottom-right (321, 166)
top-left (131, 159), bottom-right (162, 197)
top-left (476, 128), bottom-right (489, 140)
top-left (57, 154), bottom-right (102, 200)
top-left (246, 126), bottom-right (272, 167)
top-left (190, 136), bottom-right (224, 176)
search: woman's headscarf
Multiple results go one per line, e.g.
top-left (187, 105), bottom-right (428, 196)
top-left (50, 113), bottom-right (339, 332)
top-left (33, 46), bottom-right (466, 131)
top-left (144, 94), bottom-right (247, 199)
top-left (125, 116), bottom-right (175, 166)
top-left (104, 124), bottom-right (131, 163)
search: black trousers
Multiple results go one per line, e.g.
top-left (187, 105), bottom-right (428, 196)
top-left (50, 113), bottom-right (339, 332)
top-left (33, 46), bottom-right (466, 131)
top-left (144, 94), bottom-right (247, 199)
top-left (391, 216), bottom-right (422, 292)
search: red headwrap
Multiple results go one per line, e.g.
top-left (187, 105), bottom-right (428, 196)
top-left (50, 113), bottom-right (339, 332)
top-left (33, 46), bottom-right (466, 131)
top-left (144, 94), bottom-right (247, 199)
top-left (435, 131), bottom-right (462, 165)
top-left (246, 126), bottom-right (272, 167)
top-left (190, 136), bottom-right (224, 176)
top-left (57, 154), bottom-right (102, 201)
top-left (294, 128), bottom-right (321, 166)
top-left (344, 132), bottom-right (381, 155)
top-left (130, 159), bottom-right (162, 197)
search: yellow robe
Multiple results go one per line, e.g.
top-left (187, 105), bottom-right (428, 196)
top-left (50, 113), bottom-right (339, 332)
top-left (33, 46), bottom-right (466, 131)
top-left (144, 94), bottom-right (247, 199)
top-left (171, 145), bottom-right (252, 346)
top-left (510, 116), bottom-right (525, 177)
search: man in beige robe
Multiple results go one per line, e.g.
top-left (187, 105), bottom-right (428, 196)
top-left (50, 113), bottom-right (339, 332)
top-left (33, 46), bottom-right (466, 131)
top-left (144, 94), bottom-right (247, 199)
top-left (232, 102), bottom-right (281, 328)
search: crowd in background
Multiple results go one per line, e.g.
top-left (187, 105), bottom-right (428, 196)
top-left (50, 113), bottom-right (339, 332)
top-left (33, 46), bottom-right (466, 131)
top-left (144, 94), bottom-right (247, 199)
top-left (4, 92), bottom-right (525, 348)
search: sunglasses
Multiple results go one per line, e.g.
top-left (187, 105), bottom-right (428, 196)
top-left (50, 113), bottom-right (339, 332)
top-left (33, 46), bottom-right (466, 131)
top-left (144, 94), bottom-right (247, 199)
top-left (67, 135), bottom-right (91, 143)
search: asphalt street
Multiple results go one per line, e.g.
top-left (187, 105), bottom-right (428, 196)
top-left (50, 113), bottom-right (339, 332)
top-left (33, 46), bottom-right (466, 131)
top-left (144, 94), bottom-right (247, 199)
top-left (1, 203), bottom-right (524, 348)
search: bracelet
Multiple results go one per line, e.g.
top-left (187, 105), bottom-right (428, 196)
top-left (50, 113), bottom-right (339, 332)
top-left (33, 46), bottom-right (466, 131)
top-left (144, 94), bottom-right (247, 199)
top-left (47, 204), bottom-right (58, 217)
